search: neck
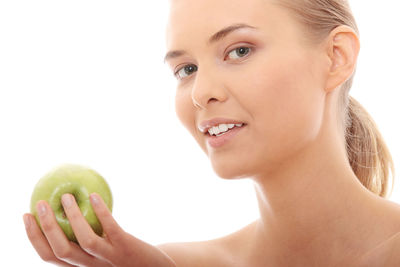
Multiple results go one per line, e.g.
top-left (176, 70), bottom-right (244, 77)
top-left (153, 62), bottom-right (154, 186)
top-left (248, 119), bottom-right (382, 264)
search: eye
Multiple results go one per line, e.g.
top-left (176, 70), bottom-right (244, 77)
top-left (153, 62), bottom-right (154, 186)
top-left (226, 46), bottom-right (252, 60)
top-left (174, 46), bottom-right (253, 80)
top-left (174, 64), bottom-right (198, 81)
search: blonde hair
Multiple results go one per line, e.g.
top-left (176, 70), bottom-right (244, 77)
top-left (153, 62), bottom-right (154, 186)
top-left (273, 0), bottom-right (395, 198)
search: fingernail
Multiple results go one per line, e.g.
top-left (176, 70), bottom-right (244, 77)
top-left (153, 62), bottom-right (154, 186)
top-left (37, 202), bottom-right (47, 217)
top-left (90, 193), bottom-right (100, 206)
top-left (62, 194), bottom-right (73, 208)
top-left (23, 214), bottom-right (31, 229)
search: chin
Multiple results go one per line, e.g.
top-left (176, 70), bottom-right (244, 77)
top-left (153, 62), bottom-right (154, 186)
top-left (211, 161), bottom-right (250, 180)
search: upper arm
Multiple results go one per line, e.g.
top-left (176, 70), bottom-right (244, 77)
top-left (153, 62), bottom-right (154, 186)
top-left (156, 243), bottom-right (193, 267)
top-left (156, 242), bottom-right (211, 267)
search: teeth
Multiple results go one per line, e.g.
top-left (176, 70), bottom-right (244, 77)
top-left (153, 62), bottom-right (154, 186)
top-left (219, 124), bottom-right (228, 132)
top-left (208, 123), bottom-right (243, 136)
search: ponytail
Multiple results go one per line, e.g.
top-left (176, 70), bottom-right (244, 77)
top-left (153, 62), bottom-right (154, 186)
top-left (345, 96), bottom-right (395, 198)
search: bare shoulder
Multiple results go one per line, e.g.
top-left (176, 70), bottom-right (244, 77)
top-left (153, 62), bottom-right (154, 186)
top-left (156, 240), bottom-right (227, 267)
top-left (382, 232), bottom-right (400, 266)
top-left (156, 221), bottom-right (258, 267)
top-left (353, 201), bottom-right (400, 266)
top-left (352, 231), bottom-right (400, 267)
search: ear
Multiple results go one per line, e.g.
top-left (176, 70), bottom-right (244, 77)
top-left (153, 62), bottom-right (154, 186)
top-left (324, 25), bottom-right (360, 93)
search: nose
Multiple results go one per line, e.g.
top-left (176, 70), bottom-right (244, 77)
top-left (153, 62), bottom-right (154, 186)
top-left (191, 66), bottom-right (228, 109)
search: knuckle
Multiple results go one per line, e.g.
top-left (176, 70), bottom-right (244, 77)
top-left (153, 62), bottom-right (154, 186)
top-left (81, 237), bottom-right (97, 252)
top-left (26, 226), bottom-right (39, 240)
top-left (39, 251), bottom-right (57, 263)
top-left (108, 227), bottom-right (123, 239)
top-left (97, 206), bottom-right (110, 218)
top-left (67, 209), bottom-right (80, 221)
top-left (40, 218), bottom-right (55, 232)
top-left (54, 247), bottom-right (73, 260)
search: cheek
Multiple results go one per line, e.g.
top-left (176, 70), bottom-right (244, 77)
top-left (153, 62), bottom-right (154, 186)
top-left (242, 53), bottom-right (325, 163)
top-left (175, 90), bottom-right (208, 152)
top-left (175, 91), bottom-right (192, 133)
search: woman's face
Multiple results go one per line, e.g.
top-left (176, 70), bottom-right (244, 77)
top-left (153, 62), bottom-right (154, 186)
top-left (165, 0), bottom-right (330, 179)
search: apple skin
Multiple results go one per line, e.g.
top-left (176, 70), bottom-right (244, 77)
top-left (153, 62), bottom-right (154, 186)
top-left (30, 164), bottom-right (113, 243)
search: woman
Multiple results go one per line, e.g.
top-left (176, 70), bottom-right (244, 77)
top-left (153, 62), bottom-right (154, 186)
top-left (23, 0), bottom-right (399, 266)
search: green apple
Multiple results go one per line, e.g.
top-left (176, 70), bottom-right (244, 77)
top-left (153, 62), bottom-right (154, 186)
top-left (30, 163), bottom-right (113, 243)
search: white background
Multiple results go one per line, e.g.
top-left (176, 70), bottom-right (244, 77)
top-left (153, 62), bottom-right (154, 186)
top-left (0, 1), bottom-right (399, 266)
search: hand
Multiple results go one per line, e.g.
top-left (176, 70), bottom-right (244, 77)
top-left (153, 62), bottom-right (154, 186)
top-left (23, 193), bottom-right (177, 267)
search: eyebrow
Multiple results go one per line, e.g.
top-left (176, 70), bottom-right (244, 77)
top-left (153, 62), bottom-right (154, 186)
top-left (163, 23), bottom-right (258, 63)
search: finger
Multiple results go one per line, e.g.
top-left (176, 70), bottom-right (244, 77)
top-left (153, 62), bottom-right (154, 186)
top-left (61, 194), bottom-right (112, 260)
top-left (23, 213), bottom-right (75, 267)
top-left (36, 200), bottom-right (107, 266)
top-left (90, 193), bottom-right (125, 243)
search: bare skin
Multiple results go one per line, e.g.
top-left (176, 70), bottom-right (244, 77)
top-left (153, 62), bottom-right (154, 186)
top-left (163, 0), bottom-right (400, 266)
top-left (23, 0), bottom-right (400, 266)
top-left (23, 193), bottom-right (177, 266)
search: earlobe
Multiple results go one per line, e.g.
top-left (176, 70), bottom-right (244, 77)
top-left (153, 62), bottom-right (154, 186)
top-left (324, 25), bottom-right (360, 93)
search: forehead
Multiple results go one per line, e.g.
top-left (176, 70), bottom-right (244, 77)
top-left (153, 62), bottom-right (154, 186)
top-left (165, 0), bottom-right (294, 49)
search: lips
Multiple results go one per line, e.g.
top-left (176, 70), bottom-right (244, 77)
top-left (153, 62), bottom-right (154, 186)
top-left (206, 122), bottom-right (245, 148)
top-left (198, 117), bottom-right (246, 134)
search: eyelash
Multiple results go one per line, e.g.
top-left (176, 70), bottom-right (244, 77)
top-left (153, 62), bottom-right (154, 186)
top-left (173, 45), bottom-right (254, 81)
